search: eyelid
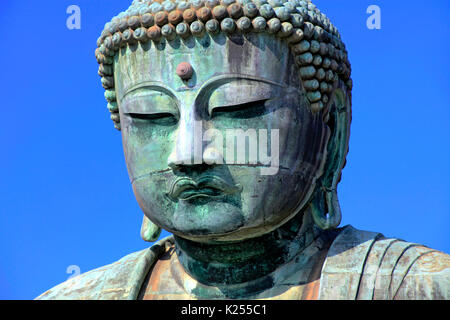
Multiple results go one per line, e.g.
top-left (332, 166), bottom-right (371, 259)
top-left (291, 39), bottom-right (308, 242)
top-left (206, 80), bottom-right (283, 116)
top-left (209, 98), bottom-right (269, 116)
top-left (125, 112), bottom-right (176, 120)
top-left (208, 92), bottom-right (275, 116)
top-left (121, 93), bottom-right (179, 116)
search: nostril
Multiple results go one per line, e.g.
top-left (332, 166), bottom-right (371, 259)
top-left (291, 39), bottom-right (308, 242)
top-left (167, 148), bottom-right (193, 170)
top-left (169, 162), bottom-right (217, 175)
top-left (168, 162), bottom-right (188, 174)
top-left (167, 161), bottom-right (178, 170)
top-left (167, 158), bottom-right (190, 171)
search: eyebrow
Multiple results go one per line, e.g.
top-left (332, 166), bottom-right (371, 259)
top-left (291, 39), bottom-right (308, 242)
top-left (197, 73), bottom-right (288, 91)
top-left (120, 81), bottom-right (177, 104)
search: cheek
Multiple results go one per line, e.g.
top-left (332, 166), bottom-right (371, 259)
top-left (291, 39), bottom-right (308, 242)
top-left (120, 115), bottom-right (175, 179)
top-left (230, 166), bottom-right (318, 229)
top-left (231, 106), bottom-right (328, 228)
top-left (273, 104), bottom-right (328, 171)
top-left (131, 173), bottom-right (177, 230)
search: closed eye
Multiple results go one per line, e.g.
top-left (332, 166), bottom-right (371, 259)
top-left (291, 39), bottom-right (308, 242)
top-left (126, 112), bottom-right (178, 126)
top-left (211, 99), bottom-right (269, 119)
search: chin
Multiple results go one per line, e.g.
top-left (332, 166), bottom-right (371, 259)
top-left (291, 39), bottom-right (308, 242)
top-left (170, 198), bottom-right (245, 239)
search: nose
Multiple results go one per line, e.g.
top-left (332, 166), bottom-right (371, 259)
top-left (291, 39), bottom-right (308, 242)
top-left (167, 114), bottom-right (199, 169)
top-left (167, 117), bottom-right (224, 171)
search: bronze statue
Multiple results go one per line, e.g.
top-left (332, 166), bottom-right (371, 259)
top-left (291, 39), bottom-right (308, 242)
top-left (37, 0), bottom-right (449, 300)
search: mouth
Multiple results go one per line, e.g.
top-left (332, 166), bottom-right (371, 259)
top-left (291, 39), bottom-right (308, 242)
top-left (177, 186), bottom-right (223, 200)
top-left (166, 175), bottom-right (242, 202)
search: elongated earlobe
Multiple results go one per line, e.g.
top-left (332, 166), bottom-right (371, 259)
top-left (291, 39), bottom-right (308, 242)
top-left (311, 188), bottom-right (342, 230)
top-left (140, 215), bottom-right (162, 242)
top-left (310, 86), bottom-right (349, 230)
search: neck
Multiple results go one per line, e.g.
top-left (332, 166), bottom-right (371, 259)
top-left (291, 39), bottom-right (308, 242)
top-left (174, 211), bottom-right (321, 285)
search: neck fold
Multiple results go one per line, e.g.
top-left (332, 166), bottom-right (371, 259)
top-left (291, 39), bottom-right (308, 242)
top-left (174, 210), bottom-right (321, 285)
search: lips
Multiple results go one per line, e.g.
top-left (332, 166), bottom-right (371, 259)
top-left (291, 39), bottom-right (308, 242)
top-left (166, 175), bottom-right (242, 201)
top-left (177, 186), bottom-right (222, 200)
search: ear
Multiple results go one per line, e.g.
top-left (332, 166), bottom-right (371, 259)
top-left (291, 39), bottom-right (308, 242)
top-left (141, 215), bottom-right (162, 242)
top-left (310, 83), bottom-right (352, 230)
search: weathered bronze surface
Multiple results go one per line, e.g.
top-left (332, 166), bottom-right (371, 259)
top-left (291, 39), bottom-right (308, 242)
top-left (36, 0), bottom-right (449, 300)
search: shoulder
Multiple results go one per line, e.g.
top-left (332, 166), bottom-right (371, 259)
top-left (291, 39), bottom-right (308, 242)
top-left (381, 243), bottom-right (449, 300)
top-left (35, 236), bottom-right (174, 300)
top-left (319, 225), bottom-right (449, 300)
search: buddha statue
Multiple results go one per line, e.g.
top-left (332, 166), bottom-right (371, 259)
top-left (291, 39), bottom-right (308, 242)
top-left (37, 0), bottom-right (449, 300)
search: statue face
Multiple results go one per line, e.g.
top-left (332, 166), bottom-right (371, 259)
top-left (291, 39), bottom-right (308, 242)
top-left (115, 33), bottom-right (329, 242)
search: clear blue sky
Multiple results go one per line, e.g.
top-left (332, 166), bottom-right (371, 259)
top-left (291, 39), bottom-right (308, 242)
top-left (0, 0), bottom-right (448, 300)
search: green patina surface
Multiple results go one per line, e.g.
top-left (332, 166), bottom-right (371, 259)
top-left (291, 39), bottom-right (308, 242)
top-left (36, 0), bottom-right (449, 300)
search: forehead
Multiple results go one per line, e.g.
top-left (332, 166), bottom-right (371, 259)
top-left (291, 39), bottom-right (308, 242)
top-left (114, 33), bottom-right (300, 100)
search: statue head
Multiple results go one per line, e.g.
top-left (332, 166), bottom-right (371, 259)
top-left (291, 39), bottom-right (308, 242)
top-left (95, 0), bottom-right (352, 243)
